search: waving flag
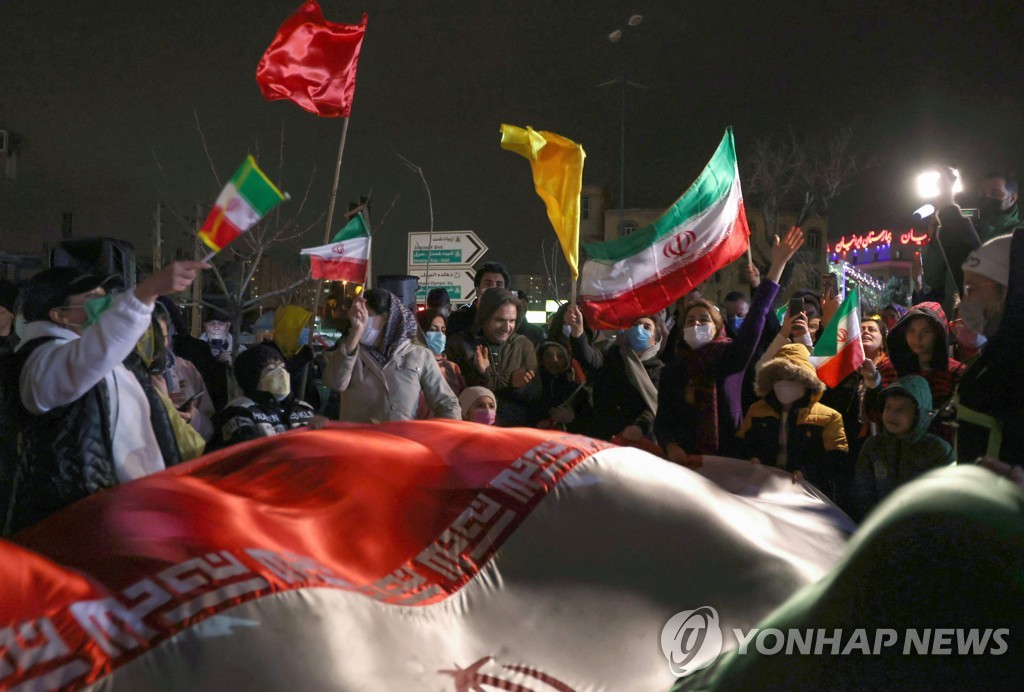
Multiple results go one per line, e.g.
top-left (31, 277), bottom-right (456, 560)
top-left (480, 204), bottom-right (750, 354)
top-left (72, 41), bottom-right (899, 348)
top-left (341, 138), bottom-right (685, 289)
top-left (199, 156), bottom-right (287, 252)
top-left (500, 124), bottom-right (586, 280)
top-left (300, 213), bottom-right (370, 282)
top-left (809, 287), bottom-right (866, 387)
top-left (1, 423), bottom-right (848, 690)
top-left (256, 1), bottom-right (367, 118)
top-left (579, 128), bottom-right (750, 329)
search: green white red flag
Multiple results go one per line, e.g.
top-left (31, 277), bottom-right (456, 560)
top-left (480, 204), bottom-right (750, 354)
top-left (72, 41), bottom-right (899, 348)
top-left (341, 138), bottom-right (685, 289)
top-left (809, 287), bottom-right (866, 387)
top-left (199, 156), bottom-right (287, 252)
top-left (300, 213), bottom-right (370, 282)
top-left (578, 128), bottom-right (750, 329)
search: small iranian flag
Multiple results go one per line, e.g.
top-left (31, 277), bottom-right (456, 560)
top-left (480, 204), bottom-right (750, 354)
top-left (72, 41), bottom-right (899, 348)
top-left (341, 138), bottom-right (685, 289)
top-left (300, 213), bottom-right (370, 282)
top-left (809, 287), bottom-right (866, 387)
top-left (199, 156), bottom-right (287, 252)
top-left (579, 128), bottom-right (750, 329)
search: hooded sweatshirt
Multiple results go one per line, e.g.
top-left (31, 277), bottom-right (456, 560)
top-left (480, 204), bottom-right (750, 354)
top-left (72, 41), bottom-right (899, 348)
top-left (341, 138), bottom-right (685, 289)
top-left (874, 302), bottom-right (964, 443)
top-left (737, 343), bottom-right (848, 494)
top-left (853, 375), bottom-right (954, 520)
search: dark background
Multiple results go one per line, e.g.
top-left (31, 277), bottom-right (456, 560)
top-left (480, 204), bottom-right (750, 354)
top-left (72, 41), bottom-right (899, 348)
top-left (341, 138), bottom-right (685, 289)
top-left (1, 0), bottom-right (1022, 276)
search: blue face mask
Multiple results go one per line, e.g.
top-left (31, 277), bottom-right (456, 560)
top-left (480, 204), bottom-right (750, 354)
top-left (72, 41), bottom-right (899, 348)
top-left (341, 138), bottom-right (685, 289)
top-left (627, 324), bottom-right (651, 352)
top-left (728, 316), bottom-right (744, 332)
top-left (424, 331), bottom-right (446, 355)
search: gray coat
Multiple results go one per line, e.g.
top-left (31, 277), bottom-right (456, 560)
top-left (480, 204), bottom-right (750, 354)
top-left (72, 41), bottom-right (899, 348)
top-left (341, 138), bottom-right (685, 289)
top-left (323, 339), bottom-right (461, 422)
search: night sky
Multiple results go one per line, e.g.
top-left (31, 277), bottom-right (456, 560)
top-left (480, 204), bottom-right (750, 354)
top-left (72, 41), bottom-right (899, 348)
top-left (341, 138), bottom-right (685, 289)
top-left (1, 0), bottom-right (1022, 278)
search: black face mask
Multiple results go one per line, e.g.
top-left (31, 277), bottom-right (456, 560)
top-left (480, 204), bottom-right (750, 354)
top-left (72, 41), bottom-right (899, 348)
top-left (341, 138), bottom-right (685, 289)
top-left (979, 196), bottom-right (1008, 221)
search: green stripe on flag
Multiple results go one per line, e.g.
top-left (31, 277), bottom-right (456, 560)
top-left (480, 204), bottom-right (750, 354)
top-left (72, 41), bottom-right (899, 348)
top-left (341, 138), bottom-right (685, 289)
top-left (232, 155), bottom-right (287, 216)
top-left (332, 213), bottom-right (369, 242)
top-left (812, 287), bottom-right (859, 358)
top-left (583, 128), bottom-right (738, 263)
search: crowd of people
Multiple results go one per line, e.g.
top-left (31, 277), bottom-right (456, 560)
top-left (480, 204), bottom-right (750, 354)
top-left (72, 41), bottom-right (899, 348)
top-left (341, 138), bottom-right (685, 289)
top-left (1, 171), bottom-right (1022, 534)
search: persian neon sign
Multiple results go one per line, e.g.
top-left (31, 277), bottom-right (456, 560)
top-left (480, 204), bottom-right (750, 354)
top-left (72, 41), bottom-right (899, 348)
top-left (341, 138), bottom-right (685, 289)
top-left (828, 229), bottom-right (929, 254)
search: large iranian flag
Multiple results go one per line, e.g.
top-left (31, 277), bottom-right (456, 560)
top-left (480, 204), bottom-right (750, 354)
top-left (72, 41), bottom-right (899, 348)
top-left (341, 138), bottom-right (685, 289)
top-left (809, 287), bottom-right (866, 387)
top-left (300, 213), bottom-right (370, 282)
top-left (199, 156), bottom-right (287, 252)
top-left (1, 422), bottom-right (849, 690)
top-left (579, 128), bottom-right (750, 329)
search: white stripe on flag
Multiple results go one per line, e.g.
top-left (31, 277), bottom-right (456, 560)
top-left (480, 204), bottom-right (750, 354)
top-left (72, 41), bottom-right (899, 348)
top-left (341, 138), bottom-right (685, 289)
top-left (581, 172), bottom-right (744, 301)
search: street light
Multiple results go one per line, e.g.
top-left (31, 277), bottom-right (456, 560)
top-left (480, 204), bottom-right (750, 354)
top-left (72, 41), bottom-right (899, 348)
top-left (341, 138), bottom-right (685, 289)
top-left (597, 14), bottom-right (647, 230)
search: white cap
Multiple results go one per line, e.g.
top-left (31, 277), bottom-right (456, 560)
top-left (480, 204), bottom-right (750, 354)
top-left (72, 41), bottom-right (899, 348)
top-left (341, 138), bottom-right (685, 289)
top-left (962, 234), bottom-right (1013, 286)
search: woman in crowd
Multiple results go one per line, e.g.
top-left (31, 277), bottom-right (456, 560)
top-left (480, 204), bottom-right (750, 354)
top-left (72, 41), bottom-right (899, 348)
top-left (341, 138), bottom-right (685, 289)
top-left (446, 288), bottom-right (537, 426)
top-left (654, 227), bottom-right (803, 466)
top-left (323, 289), bottom-right (460, 423)
top-left (417, 308), bottom-right (466, 399)
top-left (563, 306), bottom-right (664, 442)
top-left (154, 308), bottom-right (215, 442)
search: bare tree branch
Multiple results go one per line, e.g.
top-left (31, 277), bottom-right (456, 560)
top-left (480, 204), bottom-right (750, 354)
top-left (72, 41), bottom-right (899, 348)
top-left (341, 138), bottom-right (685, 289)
top-left (193, 109), bottom-right (222, 188)
top-left (243, 272), bottom-right (312, 309)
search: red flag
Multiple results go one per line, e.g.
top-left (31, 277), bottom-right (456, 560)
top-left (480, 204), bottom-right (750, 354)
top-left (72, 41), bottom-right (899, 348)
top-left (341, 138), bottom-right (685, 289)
top-left (256, 1), bottom-right (367, 118)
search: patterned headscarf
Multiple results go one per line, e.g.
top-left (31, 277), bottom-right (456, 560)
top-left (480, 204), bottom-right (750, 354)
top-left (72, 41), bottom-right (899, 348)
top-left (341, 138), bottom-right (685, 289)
top-left (363, 289), bottom-right (419, 367)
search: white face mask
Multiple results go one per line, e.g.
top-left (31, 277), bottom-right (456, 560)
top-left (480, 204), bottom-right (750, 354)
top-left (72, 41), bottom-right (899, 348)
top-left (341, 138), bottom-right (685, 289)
top-left (958, 298), bottom-right (1002, 338)
top-left (359, 321), bottom-right (382, 347)
top-left (683, 324), bottom-right (715, 349)
top-left (773, 380), bottom-right (807, 405)
top-left (955, 322), bottom-right (988, 350)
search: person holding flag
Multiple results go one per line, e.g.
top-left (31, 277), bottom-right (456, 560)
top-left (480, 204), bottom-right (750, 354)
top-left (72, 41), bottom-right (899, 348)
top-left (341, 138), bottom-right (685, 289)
top-left (322, 288), bottom-right (460, 423)
top-left (654, 227), bottom-right (804, 467)
top-left (7, 260), bottom-right (209, 533)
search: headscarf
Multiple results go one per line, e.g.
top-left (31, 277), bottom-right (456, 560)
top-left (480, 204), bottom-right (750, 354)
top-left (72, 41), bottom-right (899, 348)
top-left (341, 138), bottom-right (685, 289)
top-left (273, 305), bottom-right (312, 359)
top-left (363, 288), bottom-right (418, 367)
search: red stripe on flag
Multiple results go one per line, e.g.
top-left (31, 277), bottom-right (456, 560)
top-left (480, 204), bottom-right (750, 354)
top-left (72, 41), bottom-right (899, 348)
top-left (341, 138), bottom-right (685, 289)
top-left (581, 211), bottom-right (750, 329)
top-left (199, 210), bottom-right (243, 252)
top-left (3, 423), bottom-right (612, 688)
top-left (815, 338), bottom-right (865, 388)
top-left (309, 255), bottom-right (368, 282)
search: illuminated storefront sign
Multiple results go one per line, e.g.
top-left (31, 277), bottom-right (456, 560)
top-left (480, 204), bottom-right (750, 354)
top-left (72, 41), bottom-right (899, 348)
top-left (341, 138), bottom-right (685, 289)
top-left (827, 229), bottom-right (929, 255)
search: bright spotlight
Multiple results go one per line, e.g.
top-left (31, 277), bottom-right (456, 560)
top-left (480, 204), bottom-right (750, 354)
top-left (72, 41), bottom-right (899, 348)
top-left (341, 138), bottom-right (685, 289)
top-left (916, 168), bottom-right (962, 198)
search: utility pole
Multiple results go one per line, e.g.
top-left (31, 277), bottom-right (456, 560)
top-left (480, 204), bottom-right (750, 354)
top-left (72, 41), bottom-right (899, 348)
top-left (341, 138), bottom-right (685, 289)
top-left (191, 202), bottom-right (203, 336)
top-left (596, 14), bottom-right (647, 232)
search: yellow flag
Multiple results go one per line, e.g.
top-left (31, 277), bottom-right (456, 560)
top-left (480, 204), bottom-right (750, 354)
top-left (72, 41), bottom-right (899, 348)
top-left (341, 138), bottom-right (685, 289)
top-left (273, 305), bottom-right (312, 359)
top-left (500, 124), bottom-right (585, 280)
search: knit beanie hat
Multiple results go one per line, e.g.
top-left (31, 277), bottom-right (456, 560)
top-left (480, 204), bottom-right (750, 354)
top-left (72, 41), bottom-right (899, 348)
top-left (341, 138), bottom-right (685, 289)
top-left (459, 386), bottom-right (495, 418)
top-left (962, 234), bottom-right (1013, 286)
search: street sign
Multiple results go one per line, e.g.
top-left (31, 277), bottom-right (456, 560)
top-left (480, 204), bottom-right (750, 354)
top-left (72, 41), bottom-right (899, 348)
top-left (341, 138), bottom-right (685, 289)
top-left (407, 267), bottom-right (477, 304)
top-left (407, 231), bottom-right (488, 267)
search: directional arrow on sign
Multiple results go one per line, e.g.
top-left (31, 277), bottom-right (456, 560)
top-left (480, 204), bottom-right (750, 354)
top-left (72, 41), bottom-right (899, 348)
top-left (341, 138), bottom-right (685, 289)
top-left (407, 267), bottom-right (477, 303)
top-left (407, 231), bottom-right (488, 268)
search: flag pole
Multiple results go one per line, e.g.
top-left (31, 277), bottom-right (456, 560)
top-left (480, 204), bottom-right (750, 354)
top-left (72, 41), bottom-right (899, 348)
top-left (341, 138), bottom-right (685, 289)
top-left (301, 116), bottom-right (352, 401)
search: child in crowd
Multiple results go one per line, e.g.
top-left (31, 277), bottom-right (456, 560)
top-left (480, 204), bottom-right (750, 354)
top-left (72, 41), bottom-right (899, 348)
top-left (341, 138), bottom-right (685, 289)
top-left (737, 343), bottom-right (848, 495)
top-left (460, 386), bottom-right (497, 425)
top-left (852, 375), bottom-right (954, 519)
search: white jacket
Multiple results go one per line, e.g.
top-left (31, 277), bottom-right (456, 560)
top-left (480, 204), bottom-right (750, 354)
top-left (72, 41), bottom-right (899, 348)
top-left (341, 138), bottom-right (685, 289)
top-left (18, 291), bottom-right (164, 482)
top-left (323, 339), bottom-right (461, 423)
